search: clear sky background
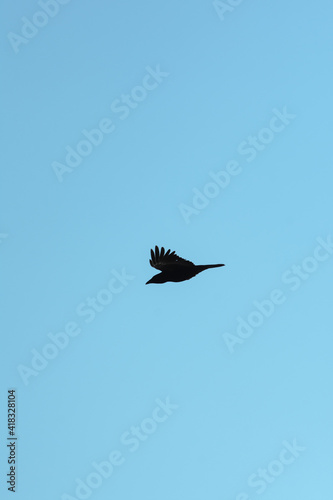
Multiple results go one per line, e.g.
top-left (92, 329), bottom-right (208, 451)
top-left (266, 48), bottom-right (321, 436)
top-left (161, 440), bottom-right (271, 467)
top-left (1, 1), bottom-right (333, 499)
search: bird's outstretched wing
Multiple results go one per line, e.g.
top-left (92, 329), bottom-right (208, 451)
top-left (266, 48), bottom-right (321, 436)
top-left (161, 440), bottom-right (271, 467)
top-left (149, 246), bottom-right (195, 270)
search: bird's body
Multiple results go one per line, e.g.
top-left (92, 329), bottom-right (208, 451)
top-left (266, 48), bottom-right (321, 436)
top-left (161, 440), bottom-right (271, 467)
top-left (146, 246), bottom-right (224, 284)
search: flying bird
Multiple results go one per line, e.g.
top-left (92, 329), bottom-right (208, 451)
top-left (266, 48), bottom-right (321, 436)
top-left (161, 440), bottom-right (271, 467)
top-left (146, 246), bottom-right (225, 284)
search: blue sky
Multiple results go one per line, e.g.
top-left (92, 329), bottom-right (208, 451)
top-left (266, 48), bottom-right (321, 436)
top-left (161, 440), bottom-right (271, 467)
top-left (1, 1), bottom-right (333, 499)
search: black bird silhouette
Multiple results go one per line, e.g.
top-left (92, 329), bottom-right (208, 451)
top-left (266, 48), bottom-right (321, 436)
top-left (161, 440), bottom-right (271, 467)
top-left (146, 246), bottom-right (225, 284)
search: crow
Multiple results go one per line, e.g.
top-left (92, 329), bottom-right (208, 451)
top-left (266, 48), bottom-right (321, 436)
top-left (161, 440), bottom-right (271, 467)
top-left (146, 246), bottom-right (225, 284)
